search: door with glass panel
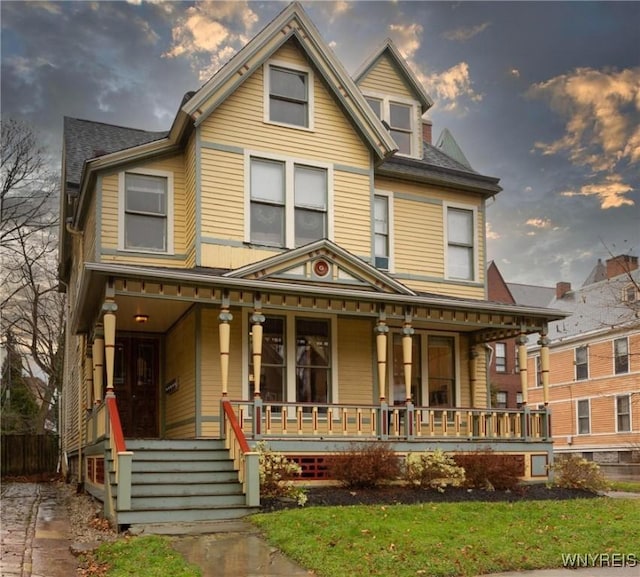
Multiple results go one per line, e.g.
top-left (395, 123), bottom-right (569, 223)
top-left (427, 336), bottom-right (455, 407)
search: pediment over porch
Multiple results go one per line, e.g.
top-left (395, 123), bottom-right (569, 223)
top-left (223, 239), bottom-right (416, 296)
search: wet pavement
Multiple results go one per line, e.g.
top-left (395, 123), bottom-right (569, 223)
top-left (1, 482), bottom-right (638, 577)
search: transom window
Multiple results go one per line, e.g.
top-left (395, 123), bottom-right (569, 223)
top-left (265, 62), bottom-right (313, 129)
top-left (614, 338), bottom-right (629, 375)
top-left (446, 206), bottom-right (476, 281)
top-left (120, 170), bottom-right (173, 253)
top-left (575, 346), bottom-right (588, 381)
top-left (248, 155), bottom-right (330, 248)
top-left (495, 342), bottom-right (506, 373)
top-left (374, 193), bottom-right (393, 270)
top-left (577, 399), bottom-right (590, 434)
top-left (365, 95), bottom-right (416, 156)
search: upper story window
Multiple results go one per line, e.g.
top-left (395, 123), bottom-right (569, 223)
top-left (365, 94), bottom-right (417, 156)
top-left (445, 205), bottom-right (476, 281)
top-left (495, 391), bottom-right (507, 409)
top-left (614, 337), bottom-right (629, 375)
top-left (575, 345), bottom-right (589, 381)
top-left (119, 169), bottom-right (173, 254)
top-left (265, 61), bottom-right (313, 130)
top-left (247, 153), bottom-right (330, 248)
top-left (495, 342), bottom-right (506, 373)
top-left (577, 399), bottom-right (590, 434)
top-left (373, 192), bottom-right (393, 270)
top-left (624, 284), bottom-right (637, 302)
top-left (616, 395), bottom-right (631, 432)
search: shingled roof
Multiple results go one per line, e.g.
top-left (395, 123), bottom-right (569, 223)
top-left (63, 117), bottom-right (167, 192)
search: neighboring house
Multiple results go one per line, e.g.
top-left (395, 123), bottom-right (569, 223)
top-left (527, 255), bottom-right (640, 465)
top-left (59, 2), bottom-right (564, 529)
top-left (487, 262), bottom-right (555, 409)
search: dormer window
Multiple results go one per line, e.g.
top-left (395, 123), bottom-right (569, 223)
top-left (365, 94), bottom-right (417, 156)
top-left (265, 60), bottom-right (314, 130)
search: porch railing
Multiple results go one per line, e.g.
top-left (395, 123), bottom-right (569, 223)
top-left (104, 395), bottom-right (133, 511)
top-left (221, 400), bottom-right (260, 507)
top-left (227, 399), bottom-right (551, 442)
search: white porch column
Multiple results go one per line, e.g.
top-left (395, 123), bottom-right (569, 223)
top-left (402, 313), bottom-right (414, 403)
top-left (92, 330), bottom-right (104, 404)
top-left (218, 294), bottom-right (233, 397)
top-left (102, 301), bottom-right (118, 396)
top-left (374, 314), bottom-right (389, 402)
top-left (250, 296), bottom-right (265, 398)
top-left (517, 332), bottom-right (528, 405)
top-left (469, 345), bottom-right (479, 407)
top-left (538, 325), bottom-right (550, 405)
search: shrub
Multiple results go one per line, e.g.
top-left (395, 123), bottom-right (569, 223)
top-left (256, 441), bottom-right (307, 505)
top-left (404, 449), bottom-right (465, 492)
top-left (325, 442), bottom-right (401, 489)
top-left (550, 455), bottom-right (610, 493)
top-left (453, 451), bottom-right (523, 491)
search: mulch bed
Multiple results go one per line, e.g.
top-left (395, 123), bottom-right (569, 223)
top-left (260, 484), bottom-right (599, 512)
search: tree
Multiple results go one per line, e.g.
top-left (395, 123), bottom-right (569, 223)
top-left (1, 118), bottom-right (64, 433)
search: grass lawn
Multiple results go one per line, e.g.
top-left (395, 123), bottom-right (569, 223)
top-left (609, 480), bottom-right (640, 493)
top-left (251, 498), bottom-right (640, 577)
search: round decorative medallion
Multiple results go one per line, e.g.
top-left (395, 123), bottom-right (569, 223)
top-left (313, 259), bottom-right (330, 277)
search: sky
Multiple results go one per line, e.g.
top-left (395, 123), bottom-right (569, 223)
top-left (2, 0), bottom-right (639, 289)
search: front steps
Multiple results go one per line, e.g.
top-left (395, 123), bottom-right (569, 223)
top-left (111, 439), bottom-right (256, 529)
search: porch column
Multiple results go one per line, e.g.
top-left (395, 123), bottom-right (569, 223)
top-left (218, 295), bottom-right (233, 397)
top-left (102, 301), bottom-right (118, 396)
top-left (92, 329), bottom-right (104, 404)
top-left (517, 332), bottom-right (528, 405)
top-left (250, 296), bottom-right (265, 398)
top-left (374, 314), bottom-right (389, 402)
top-left (469, 345), bottom-right (479, 407)
top-left (84, 342), bottom-right (94, 409)
top-left (402, 314), bottom-right (414, 403)
top-left (538, 325), bottom-right (550, 406)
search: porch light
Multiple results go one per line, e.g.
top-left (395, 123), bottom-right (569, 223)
top-left (134, 314), bottom-right (149, 324)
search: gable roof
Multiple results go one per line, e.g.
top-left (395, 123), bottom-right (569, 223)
top-left (181, 2), bottom-right (397, 162)
top-left (225, 239), bottom-right (416, 295)
top-left (507, 282), bottom-right (556, 308)
top-left (353, 39), bottom-right (433, 113)
top-left (435, 128), bottom-right (472, 170)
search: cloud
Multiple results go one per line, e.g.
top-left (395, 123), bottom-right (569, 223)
top-left (560, 174), bottom-right (635, 209)
top-left (526, 218), bottom-right (551, 229)
top-left (164, 1), bottom-right (259, 81)
top-left (442, 22), bottom-right (491, 42)
top-left (509, 68), bottom-right (520, 78)
top-left (528, 67), bottom-right (640, 173)
top-left (486, 222), bottom-right (500, 240)
top-left (388, 23), bottom-right (423, 60)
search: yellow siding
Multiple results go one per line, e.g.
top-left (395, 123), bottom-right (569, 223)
top-left (201, 244), bottom-right (278, 270)
top-left (358, 53), bottom-right (415, 100)
top-left (164, 309), bottom-right (196, 437)
top-left (99, 154), bottom-right (188, 267)
top-left (199, 40), bottom-right (370, 169)
top-left (337, 318), bottom-right (374, 404)
top-left (201, 148), bottom-right (244, 241)
top-left (333, 171), bottom-right (371, 256)
top-left (83, 193), bottom-right (97, 263)
top-left (185, 132), bottom-right (197, 267)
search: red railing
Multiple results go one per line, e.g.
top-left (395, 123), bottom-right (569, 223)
top-left (105, 396), bottom-right (126, 453)
top-left (222, 400), bottom-right (251, 453)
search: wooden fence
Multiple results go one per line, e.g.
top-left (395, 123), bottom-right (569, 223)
top-left (1, 434), bottom-right (59, 476)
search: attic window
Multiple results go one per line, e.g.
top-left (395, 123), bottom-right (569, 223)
top-left (265, 61), bottom-right (313, 129)
top-left (364, 94), bottom-right (416, 156)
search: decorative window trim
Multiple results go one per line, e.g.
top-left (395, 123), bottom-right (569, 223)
top-left (615, 394), bottom-right (632, 433)
top-left (443, 202), bottom-right (478, 282)
top-left (118, 168), bottom-right (174, 254)
top-left (576, 398), bottom-right (591, 435)
top-left (243, 150), bottom-right (333, 248)
top-left (363, 90), bottom-right (420, 158)
top-left (373, 189), bottom-right (394, 272)
top-left (263, 59), bottom-right (315, 131)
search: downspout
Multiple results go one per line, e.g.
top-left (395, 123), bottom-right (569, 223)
top-left (484, 344), bottom-right (494, 409)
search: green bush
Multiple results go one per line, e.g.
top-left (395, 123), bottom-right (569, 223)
top-left (326, 442), bottom-right (401, 489)
top-left (256, 441), bottom-right (307, 505)
top-left (550, 455), bottom-right (610, 493)
top-left (453, 451), bottom-right (523, 491)
top-left (404, 449), bottom-right (465, 492)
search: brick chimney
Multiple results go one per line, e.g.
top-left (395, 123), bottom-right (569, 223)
top-left (556, 281), bottom-right (572, 299)
top-left (422, 119), bottom-right (432, 145)
top-left (606, 254), bottom-right (639, 279)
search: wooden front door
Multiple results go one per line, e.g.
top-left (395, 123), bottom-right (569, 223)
top-left (113, 336), bottom-right (159, 438)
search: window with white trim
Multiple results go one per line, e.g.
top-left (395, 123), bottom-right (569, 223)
top-left (120, 170), bottom-right (173, 253)
top-left (577, 399), bottom-right (590, 434)
top-left (614, 337), bottom-right (629, 375)
top-left (446, 206), bottom-right (475, 281)
top-left (616, 395), bottom-right (631, 432)
top-left (248, 154), bottom-right (329, 248)
top-left (265, 61), bottom-right (312, 129)
top-left (495, 342), bottom-right (506, 373)
top-left (373, 193), bottom-right (393, 270)
top-left (365, 95), bottom-right (417, 156)
top-left (516, 392), bottom-right (523, 408)
top-left (495, 391), bottom-right (507, 409)
top-left (575, 345), bottom-right (588, 381)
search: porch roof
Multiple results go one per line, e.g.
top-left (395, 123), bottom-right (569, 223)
top-left (74, 262), bottom-right (568, 342)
